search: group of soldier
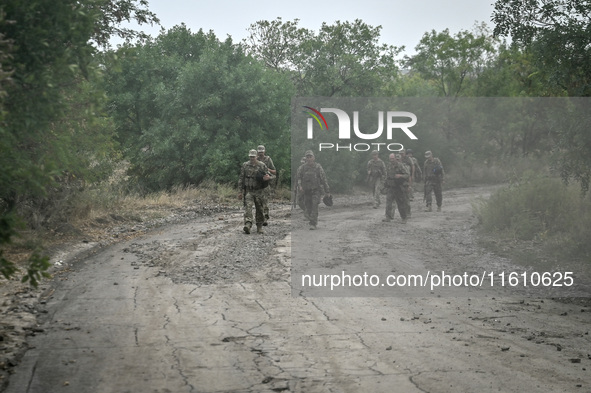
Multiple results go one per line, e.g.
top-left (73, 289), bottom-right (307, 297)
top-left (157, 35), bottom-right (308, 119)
top-left (238, 145), bottom-right (444, 233)
top-left (367, 149), bottom-right (445, 224)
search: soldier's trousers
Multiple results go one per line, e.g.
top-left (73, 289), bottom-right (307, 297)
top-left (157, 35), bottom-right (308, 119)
top-left (370, 177), bottom-right (383, 207)
top-left (244, 189), bottom-right (265, 226)
top-left (424, 180), bottom-right (442, 207)
top-left (297, 192), bottom-right (305, 210)
top-left (262, 188), bottom-right (270, 220)
top-left (407, 181), bottom-right (415, 201)
top-left (385, 186), bottom-right (408, 220)
top-left (303, 189), bottom-right (322, 225)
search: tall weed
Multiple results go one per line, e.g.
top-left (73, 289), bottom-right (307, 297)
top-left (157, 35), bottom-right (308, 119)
top-left (475, 175), bottom-right (591, 260)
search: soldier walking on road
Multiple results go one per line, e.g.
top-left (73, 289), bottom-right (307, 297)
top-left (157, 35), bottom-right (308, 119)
top-left (383, 153), bottom-right (410, 223)
top-left (256, 145), bottom-right (276, 226)
top-left (367, 150), bottom-right (386, 209)
top-left (238, 149), bottom-right (274, 234)
top-left (423, 150), bottom-right (444, 212)
top-left (297, 150), bottom-right (331, 230)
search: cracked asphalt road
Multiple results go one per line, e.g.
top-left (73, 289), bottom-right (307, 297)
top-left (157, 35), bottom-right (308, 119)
top-left (4, 187), bottom-right (591, 392)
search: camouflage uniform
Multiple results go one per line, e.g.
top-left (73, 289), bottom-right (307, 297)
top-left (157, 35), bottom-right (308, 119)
top-left (423, 151), bottom-right (444, 211)
top-left (367, 154), bottom-right (386, 208)
top-left (296, 157), bottom-right (306, 210)
top-left (297, 152), bottom-right (330, 228)
top-left (409, 155), bottom-right (422, 183)
top-left (239, 152), bottom-right (274, 233)
top-left (256, 152), bottom-right (276, 224)
top-left (401, 153), bottom-right (414, 209)
top-left (383, 157), bottom-right (410, 222)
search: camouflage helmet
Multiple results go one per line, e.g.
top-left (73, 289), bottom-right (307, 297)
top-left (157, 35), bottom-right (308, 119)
top-left (249, 149), bottom-right (257, 157)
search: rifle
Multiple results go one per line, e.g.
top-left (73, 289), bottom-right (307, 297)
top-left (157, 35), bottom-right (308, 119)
top-left (242, 188), bottom-right (246, 210)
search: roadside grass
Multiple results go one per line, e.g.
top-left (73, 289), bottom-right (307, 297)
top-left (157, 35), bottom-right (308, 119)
top-left (3, 180), bottom-right (290, 282)
top-left (473, 174), bottom-right (591, 268)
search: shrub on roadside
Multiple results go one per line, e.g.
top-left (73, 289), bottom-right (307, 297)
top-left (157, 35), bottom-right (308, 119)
top-left (475, 175), bottom-right (591, 260)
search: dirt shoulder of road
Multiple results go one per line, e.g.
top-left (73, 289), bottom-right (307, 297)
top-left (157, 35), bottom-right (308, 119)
top-left (0, 196), bottom-right (259, 390)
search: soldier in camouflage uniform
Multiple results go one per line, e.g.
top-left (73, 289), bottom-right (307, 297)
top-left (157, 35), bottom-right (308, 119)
top-left (297, 150), bottom-right (330, 230)
top-left (256, 145), bottom-right (276, 226)
top-left (238, 149), bottom-right (274, 234)
top-left (423, 150), bottom-right (444, 212)
top-left (366, 150), bottom-right (386, 209)
top-left (383, 153), bottom-right (410, 223)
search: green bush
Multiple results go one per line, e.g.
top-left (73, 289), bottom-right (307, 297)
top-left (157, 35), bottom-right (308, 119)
top-left (475, 175), bottom-right (591, 259)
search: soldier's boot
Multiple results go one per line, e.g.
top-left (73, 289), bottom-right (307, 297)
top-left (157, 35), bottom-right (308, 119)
top-left (425, 205), bottom-right (432, 212)
top-left (257, 224), bottom-right (264, 234)
top-left (401, 217), bottom-right (408, 224)
top-left (309, 222), bottom-right (317, 230)
top-left (382, 217), bottom-right (392, 222)
top-left (437, 205), bottom-right (441, 212)
top-left (243, 222), bottom-right (252, 234)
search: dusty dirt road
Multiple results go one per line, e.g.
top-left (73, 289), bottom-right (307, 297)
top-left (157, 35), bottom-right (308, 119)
top-left (2, 186), bottom-right (591, 393)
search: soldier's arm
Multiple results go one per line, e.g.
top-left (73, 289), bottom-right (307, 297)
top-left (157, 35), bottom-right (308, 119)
top-left (319, 166), bottom-right (330, 194)
top-left (238, 165), bottom-right (245, 198)
top-left (398, 164), bottom-right (410, 180)
top-left (260, 163), bottom-right (275, 181)
top-left (238, 165), bottom-right (245, 190)
top-left (437, 159), bottom-right (444, 179)
top-left (267, 157), bottom-right (277, 175)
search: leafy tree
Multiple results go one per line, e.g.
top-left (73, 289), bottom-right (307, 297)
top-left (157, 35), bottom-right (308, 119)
top-left (472, 43), bottom-right (548, 97)
top-left (492, 0), bottom-right (591, 191)
top-left (106, 26), bottom-right (294, 191)
top-left (405, 24), bottom-right (497, 98)
top-left (246, 18), bottom-right (402, 96)
top-left (492, 0), bottom-right (591, 96)
top-left (0, 0), bottom-right (157, 285)
top-left (244, 18), bottom-right (313, 72)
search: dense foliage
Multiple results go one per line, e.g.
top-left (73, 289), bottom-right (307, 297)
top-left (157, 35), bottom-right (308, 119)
top-left (106, 27), bottom-right (294, 191)
top-left (0, 0), bottom-right (157, 284)
top-left (492, 0), bottom-right (591, 191)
